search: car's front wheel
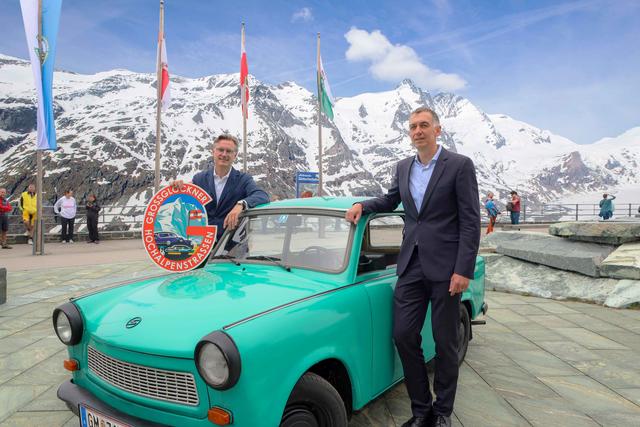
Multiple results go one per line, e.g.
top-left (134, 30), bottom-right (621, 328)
top-left (457, 304), bottom-right (471, 365)
top-left (281, 372), bottom-right (347, 427)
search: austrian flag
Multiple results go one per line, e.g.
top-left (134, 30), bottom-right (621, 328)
top-left (240, 34), bottom-right (249, 117)
top-left (159, 37), bottom-right (170, 110)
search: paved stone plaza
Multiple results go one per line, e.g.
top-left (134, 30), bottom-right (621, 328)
top-left (1, 243), bottom-right (639, 426)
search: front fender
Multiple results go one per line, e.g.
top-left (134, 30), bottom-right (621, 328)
top-left (208, 284), bottom-right (373, 427)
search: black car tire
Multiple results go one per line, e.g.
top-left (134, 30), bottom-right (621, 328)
top-left (458, 304), bottom-right (471, 365)
top-left (281, 372), bottom-right (348, 427)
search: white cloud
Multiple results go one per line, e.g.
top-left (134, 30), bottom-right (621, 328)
top-left (344, 27), bottom-right (466, 91)
top-left (291, 7), bottom-right (313, 23)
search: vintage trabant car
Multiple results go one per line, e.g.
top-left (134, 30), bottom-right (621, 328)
top-left (54, 197), bottom-right (486, 427)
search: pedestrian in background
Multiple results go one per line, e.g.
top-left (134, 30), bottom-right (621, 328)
top-left (54, 189), bottom-right (77, 243)
top-left (0, 188), bottom-right (13, 249)
top-left (599, 193), bottom-right (616, 220)
top-left (484, 192), bottom-right (499, 234)
top-left (86, 193), bottom-right (101, 244)
top-left (20, 184), bottom-right (37, 245)
top-left (509, 191), bottom-right (521, 225)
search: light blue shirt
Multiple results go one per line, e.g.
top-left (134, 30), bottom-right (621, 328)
top-left (409, 145), bottom-right (442, 212)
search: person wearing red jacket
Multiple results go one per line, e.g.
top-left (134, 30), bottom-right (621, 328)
top-left (0, 188), bottom-right (13, 249)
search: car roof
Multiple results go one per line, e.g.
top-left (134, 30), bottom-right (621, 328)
top-left (251, 196), bottom-right (404, 212)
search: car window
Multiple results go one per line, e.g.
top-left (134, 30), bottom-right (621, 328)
top-left (212, 213), bottom-right (352, 272)
top-left (369, 215), bottom-right (404, 248)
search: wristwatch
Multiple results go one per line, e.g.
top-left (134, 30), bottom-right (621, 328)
top-left (236, 200), bottom-right (247, 210)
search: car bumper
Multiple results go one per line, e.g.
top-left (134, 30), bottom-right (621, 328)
top-left (57, 380), bottom-right (167, 427)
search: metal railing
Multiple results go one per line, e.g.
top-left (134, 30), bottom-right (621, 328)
top-left (4, 204), bottom-right (147, 234)
top-left (4, 201), bottom-right (639, 235)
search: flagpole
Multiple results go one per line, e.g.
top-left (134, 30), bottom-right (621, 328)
top-left (154, 0), bottom-right (164, 194)
top-left (316, 33), bottom-right (323, 197)
top-left (35, 0), bottom-right (44, 255)
top-left (242, 23), bottom-right (247, 173)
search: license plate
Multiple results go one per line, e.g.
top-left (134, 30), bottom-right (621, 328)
top-left (79, 404), bottom-right (131, 427)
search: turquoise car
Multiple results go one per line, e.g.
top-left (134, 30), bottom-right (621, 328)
top-left (53, 197), bottom-right (486, 427)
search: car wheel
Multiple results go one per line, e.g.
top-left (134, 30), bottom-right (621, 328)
top-left (458, 304), bottom-right (471, 365)
top-left (280, 372), bottom-right (347, 427)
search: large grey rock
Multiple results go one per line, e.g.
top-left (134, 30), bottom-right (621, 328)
top-left (486, 256), bottom-right (618, 304)
top-left (549, 221), bottom-right (640, 245)
top-left (600, 243), bottom-right (640, 280)
top-left (604, 280), bottom-right (640, 308)
top-left (480, 231), bottom-right (540, 249)
top-left (495, 233), bottom-right (615, 277)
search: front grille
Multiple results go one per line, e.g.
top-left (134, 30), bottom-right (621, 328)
top-left (87, 346), bottom-right (199, 406)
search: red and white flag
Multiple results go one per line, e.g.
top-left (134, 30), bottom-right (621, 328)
top-left (240, 30), bottom-right (249, 118)
top-left (158, 37), bottom-right (171, 110)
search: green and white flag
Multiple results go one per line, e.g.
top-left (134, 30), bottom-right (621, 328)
top-left (317, 54), bottom-right (335, 120)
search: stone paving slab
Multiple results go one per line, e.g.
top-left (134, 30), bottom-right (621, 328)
top-left (1, 252), bottom-right (640, 426)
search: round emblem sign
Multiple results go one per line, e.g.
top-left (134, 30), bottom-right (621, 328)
top-left (143, 184), bottom-right (218, 272)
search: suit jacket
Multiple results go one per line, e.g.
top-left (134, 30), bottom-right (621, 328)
top-left (193, 167), bottom-right (270, 239)
top-left (361, 148), bottom-right (480, 281)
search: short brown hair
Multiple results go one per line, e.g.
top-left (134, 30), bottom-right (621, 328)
top-left (410, 107), bottom-right (440, 125)
top-left (214, 134), bottom-right (240, 150)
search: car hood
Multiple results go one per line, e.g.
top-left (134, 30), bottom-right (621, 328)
top-left (74, 264), bottom-right (337, 358)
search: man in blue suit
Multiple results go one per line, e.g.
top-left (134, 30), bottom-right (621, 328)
top-left (345, 107), bottom-right (480, 427)
top-left (178, 134), bottom-right (269, 241)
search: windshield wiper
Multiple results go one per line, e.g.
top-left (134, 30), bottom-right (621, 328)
top-left (210, 254), bottom-right (241, 266)
top-left (245, 255), bottom-right (291, 272)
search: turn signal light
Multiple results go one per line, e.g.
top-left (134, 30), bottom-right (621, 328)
top-left (208, 407), bottom-right (232, 425)
top-left (64, 359), bottom-right (79, 371)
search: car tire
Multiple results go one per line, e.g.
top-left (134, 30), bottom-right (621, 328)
top-left (280, 372), bottom-right (348, 427)
top-left (458, 304), bottom-right (471, 365)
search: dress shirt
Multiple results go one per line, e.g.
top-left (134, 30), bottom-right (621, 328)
top-left (213, 168), bottom-right (231, 201)
top-left (409, 145), bottom-right (442, 212)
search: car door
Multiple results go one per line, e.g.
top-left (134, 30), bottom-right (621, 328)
top-left (361, 214), bottom-right (437, 396)
top-left (359, 214), bottom-right (405, 396)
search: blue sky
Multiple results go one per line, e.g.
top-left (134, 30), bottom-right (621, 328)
top-left (2, 0), bottom-right (639, 144)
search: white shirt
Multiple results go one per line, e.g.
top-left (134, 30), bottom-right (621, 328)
top-left (213, 168), bottom-right (231, 201)
top-left (54, 196), bottom-right (77, 219)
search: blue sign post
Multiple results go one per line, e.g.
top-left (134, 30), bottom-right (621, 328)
top-left (296, 172), bottom-right (320, 198)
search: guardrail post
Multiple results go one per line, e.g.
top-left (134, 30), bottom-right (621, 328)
top-left (630, 203), bottom-right (632, 218)
top-left (575, 204), bottom-right (579, 221)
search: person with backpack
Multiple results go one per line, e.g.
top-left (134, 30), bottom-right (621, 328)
top-left (484, 192), bottom-right (499, 234)
top-left (599, 193), bottom-right (616, 220)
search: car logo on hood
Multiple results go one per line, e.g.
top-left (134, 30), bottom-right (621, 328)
top-left (126, 317), bottom-right (142, 329)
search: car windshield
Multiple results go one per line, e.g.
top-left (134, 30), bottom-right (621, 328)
top-left (211, 212), bottom-right (353, 272)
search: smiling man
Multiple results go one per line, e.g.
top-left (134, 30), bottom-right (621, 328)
top-left (175, 134), bottom-right (269, 241)
top-left (345, 107), bottom-right (481, 427)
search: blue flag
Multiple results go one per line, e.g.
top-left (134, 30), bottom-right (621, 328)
top-left (20, 0), bottom-right (63, 151)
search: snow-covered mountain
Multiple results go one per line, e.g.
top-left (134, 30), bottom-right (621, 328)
top-left (1, 53), bottom-right (638, 212)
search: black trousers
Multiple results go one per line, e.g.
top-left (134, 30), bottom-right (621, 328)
top-left (60, 217), bottom-right (75, 242)
top-left (393, 248), bottom-right (461, 417)
top-left (87, 215), bottom-right (99, 242)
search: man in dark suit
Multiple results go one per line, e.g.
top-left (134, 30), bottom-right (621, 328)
top-left (345, 107), bottom-right (480, 427)
top-left (177, 134), bottom-right (269, 240)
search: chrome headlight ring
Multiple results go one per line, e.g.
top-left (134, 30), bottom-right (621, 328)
top-left (52, 302), bottom-right (83, 346)
top-left (195, 331), bottom-right (241, 390)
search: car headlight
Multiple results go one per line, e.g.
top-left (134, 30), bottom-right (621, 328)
top-left (52, 302), bottom-right (83, 345)
top-left (195, 331), bottom-right (241, 390)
